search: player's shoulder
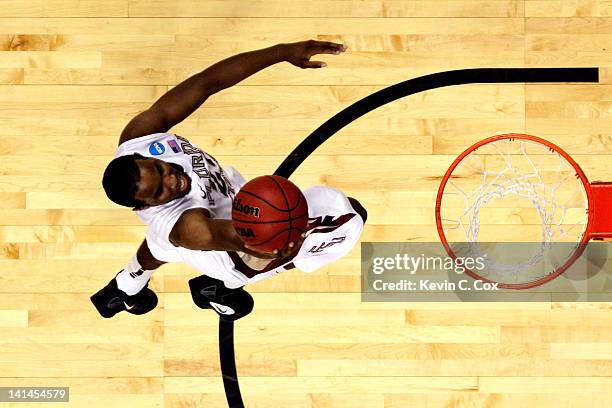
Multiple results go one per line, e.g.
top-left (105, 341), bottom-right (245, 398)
top-left (303, 185), bottom-right (352, 216)
top-left (303, 185), bottom-right (345, 199)
top-left (117, 132), bottom-right (173, 148)
top-left (115, 132), bottom-right (181, 158)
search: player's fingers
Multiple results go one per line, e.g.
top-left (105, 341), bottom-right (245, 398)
top-left (300, 60), bottom-right (327, 69)
top-left (245, 244), bottom-right (276, 258)
top-left (308, 40), bottom-right (346, 51)
top-left (306, 46), bottom-right (345, 58)
top-left (288, 242), bottom-right (295, 248)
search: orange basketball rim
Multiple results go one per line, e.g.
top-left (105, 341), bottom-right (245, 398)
top-left (435, 133), bottom-right (612, 289)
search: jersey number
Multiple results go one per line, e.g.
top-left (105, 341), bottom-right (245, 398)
top-left (308, 236), bottom-right (346, 253)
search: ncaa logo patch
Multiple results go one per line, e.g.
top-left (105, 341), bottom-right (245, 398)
top-left (149, 142), bottom-right (165, 155)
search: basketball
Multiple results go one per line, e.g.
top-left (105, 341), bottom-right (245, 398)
top-left (232, 175), bottom-right (309, 252)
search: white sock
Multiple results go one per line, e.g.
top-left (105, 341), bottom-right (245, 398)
top-left (115, 254), bottom-right (155, 296)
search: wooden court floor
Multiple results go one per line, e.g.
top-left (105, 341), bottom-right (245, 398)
top-left (1, 1), bottom-right (612, 407)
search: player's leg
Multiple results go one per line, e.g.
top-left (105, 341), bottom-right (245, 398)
top-left (188, 274), bottom-right (254, 321)
top-left (91, 239), bottom-right (166, 318)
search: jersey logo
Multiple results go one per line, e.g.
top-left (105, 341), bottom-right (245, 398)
top-left (308, 236), bottom-right (346, 253)
top-left (149, 141), bottom-right (165, 155)
top-left (167, 140), bottom-right (181, 153)
top-left (175, 135), bottom-right (236, 204)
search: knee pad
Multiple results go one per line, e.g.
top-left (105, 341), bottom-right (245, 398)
top-left (188, 275), bottom-right (254, 321)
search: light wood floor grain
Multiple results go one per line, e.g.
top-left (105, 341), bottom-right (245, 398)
top-left (1, 1), bottom-right (612, 407)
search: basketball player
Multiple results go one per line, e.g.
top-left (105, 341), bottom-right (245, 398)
top-left (91, 40), bottom-right (367, 320)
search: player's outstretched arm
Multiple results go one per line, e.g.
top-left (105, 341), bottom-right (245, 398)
top-left (118, 40), bottom-right (346, 144)
top-left (169, 208), bottom-right (276, 258)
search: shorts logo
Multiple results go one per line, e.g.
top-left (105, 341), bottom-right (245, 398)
top-left (149, 142), bottom-right (165, 155)
top-left (167, 140), bottom-right (181, 153)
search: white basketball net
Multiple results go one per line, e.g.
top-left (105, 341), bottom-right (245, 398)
top-left (439, 137), bottom-right (589, 285)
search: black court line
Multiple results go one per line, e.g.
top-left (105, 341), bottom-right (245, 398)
top-left (219, 319), bottom-right (244, 408)
top-left (275, 68), bottom-right (598, 176)
top-left (219, 67), bottom-right (599, 408)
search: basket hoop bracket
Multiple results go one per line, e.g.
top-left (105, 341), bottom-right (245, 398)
top-left (590, 181), bottom-right (612, 240)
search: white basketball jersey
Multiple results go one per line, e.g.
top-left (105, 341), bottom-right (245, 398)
top-left (115, 133), bottom-right (239, 242)
top-left (146, 185), bottom-right (364, 289)
top-left (115, 133), bottom-right (364, 289)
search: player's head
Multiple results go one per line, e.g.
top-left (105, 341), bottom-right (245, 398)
top-left (102, 153), bottom-right (192, 210)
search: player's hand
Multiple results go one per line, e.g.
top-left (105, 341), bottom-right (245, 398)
top-left (279, 40), bottom-right (347, 69)
top-left (245, 232), bottom-right (306, 259)
top-left (272, 232), bottom-right (306, 258)
top-left (243, 245), bottom-right (278, 259)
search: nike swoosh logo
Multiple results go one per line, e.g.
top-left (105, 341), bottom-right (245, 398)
top-left (209, 302), bottom-right (235, 315)
top-left (124, 302), bottom-right (135, 310)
